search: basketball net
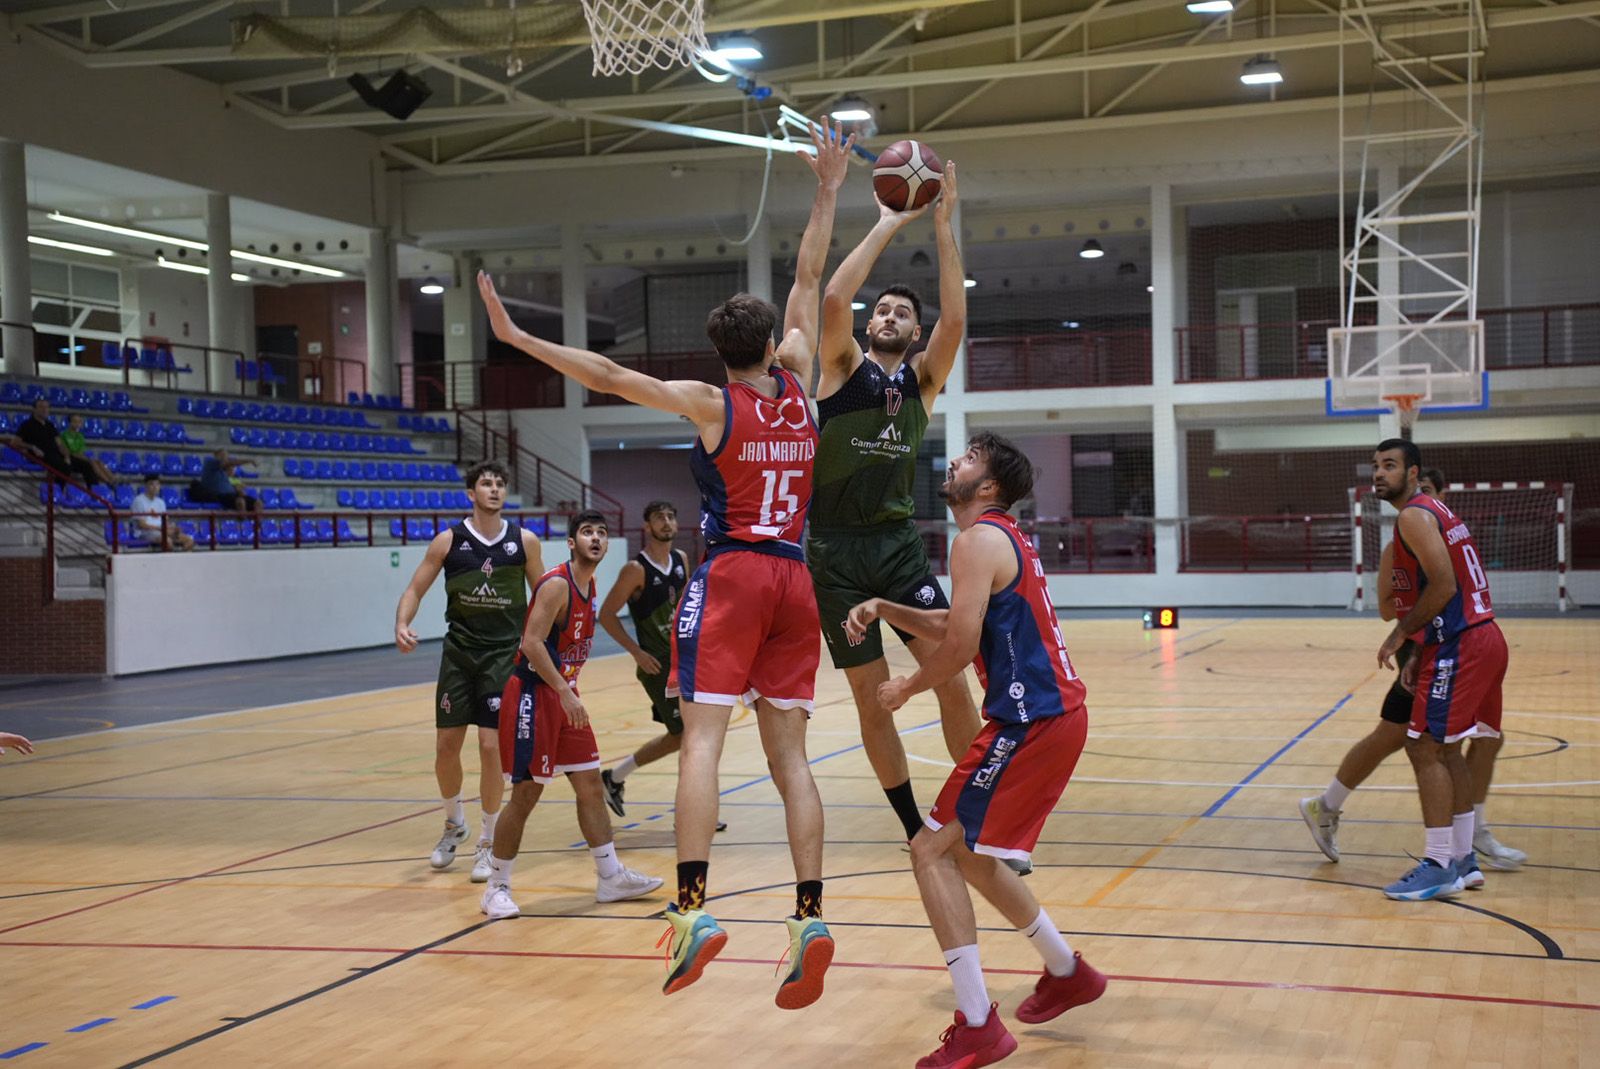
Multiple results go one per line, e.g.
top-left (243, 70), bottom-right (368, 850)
top-left (580, 0), bottom-right (709, 77)
top-left (1384, 393), bottom-right (1424, 442)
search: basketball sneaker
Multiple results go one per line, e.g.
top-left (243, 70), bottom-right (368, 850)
top-left (429, 820), bottom-right (469, 870)
top-left (1015, 953), bottom-right (1108, 1024)
top-left (1456, 851), bottom-right (1485, 890)
top-left (480, 883), bottom-right (520, 919)
top-left (1001, 856), bottom-right (1033, 877)
top-left (601, 769), bottom-right (626, 817)
top-left (597, 866), bottom-right (664, 903)
top-left (1298, 796), bottom-right (1341, 862)
top-left (470, 842), bottom-right (493, 883)
top-left (1473, 829), bottom-right (1527, 870)
top-left (1383, 858), bottom-right (1463, 901)
top-left (915, 1006), bottom-right (1018, 1069)
top-left (657, 905), bottom-right (728, 995)
top-left (774, 916), bottom-right (834, 1010)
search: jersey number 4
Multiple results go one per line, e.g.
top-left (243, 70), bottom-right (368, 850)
top-left (754, 469), bottom-right (803, 537)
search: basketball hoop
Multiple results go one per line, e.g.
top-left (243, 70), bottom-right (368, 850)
top-left (580, 0), bottom-right (710, 77)
top-left (1383, 393), bottom-right (1425, 440)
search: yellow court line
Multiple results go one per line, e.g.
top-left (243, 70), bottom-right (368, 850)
top-left (1079, 815), bottom-right (1203, 907)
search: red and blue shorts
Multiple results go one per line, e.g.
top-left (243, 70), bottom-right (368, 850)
top-left (670, 549), bottom-right (820, 713)
top-left (499, 661), bottom-right (600, 785)
top-left (1409, 620), bottom-right (1508, 744)
top-left (927, 710), bottom-right (1087, 865)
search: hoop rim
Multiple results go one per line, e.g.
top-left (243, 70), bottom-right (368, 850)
top-left (1381, 392), bottom-right (1427, 412)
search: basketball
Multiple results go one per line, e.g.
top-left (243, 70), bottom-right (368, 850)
top-left (873, 139), bottom-right (944, 212)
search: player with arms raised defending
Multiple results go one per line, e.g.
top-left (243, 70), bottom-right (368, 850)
top-left (813, 159), bottom-right (982, 843)
top-left (852, 433), bottom-right (1107, 1068)
top-left (395, 460), bottom-right (543, 882)
top-left (1371, 439), bottom-right (1509, 901)
top-left (478, 119), bottom-right (852, 1010)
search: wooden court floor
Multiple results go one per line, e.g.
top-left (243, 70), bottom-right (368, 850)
top-left (2, 614), bottom-right (1597, 1067)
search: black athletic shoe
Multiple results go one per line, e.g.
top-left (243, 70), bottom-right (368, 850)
top-left (716, 821), bottom-right (728, 833)
top-left (1001, 856), bottom-right (1033, 877)
top-left (601, 769), bottom-right (626, 817)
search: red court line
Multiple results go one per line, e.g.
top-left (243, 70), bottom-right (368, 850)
top-left (5, 939), bottom-right (1597, 1013)
top-left (0, 806), bottom-right (438, 936)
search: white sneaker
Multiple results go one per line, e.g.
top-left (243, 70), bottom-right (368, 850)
top-left (596, 865), bottom-right (664, 903)
top-left (480, 883), bottom-right (520, 919)
top-left (429, 820), bottom-right (470, 870)
top-left (470, 841), bottom-right (493, 883)
top-left (1299, 796), bottom-right (1340, 862)
top-left (1473, 829), bottom-right (1527, 870)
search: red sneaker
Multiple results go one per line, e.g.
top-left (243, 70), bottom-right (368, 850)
top-left (915, 1005), bottom-right (1018, 1068)
top-left (1014, 953), bottom-right (1107, 1024)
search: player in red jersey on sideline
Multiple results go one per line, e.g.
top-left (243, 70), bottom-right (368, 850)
top-left (1371, 439), bottom-right (1509, 901)
top-left (480, 510), bottom-right (663, 919)
top-left (478, 118), bottom-right (854, 1011)
top-left (851, 433), bottom-right (1107, 1069)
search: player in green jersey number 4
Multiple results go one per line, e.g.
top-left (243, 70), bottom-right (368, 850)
top-left (395, 460), bottom-right (546, 882)
top-left (812, 160), bottom-right (984, 845)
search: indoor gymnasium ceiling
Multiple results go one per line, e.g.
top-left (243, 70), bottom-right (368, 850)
top-left (6, 0), bottom-right (1600, 176)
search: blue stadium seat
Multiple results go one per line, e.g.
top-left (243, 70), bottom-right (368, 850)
top-left (315, 519), bottom-right (335, 542)
top-left (381, 489), bottom-right (401, 509)
top-left (0, 382), bottom-right (21, 404)
top-left (230, 428), bottom-right (247, 445)
top-left (260, 488), bottom-right (281, 509)
top-left (140, 452), bottom-right (161, 475)
top-left (397, 414), bottom-right (411, 430)
top-left (145, 423), bottom-right (167, 444)
top-left (351, 489), bottom-right (370, 508)
top-left (90, 390), bottom-right (112, 411)
top-left (525, 516), bottom-right (549, 537)
top-left (244, 403), bottom-right (262, 421)
top-left (293, 407), bottom-right (310, 424)
top-left (162, 455), bottom-right (184, 478)
top-left (348, 392), bottom-right (361, 406)
top-left (285, 488), bottom-right (313, 510)
top-left (70, 388), bottom-right (91, 409)
top-left (424, 490), bottom-right (444, 509)
top-left (337, 489), bottom-right (355, 508)
top-left (114, 484), bottom-right (136, 508)
top-left (113, 391), bottom-right (140, 412)
top-left (388, 519), bottom-right (404, 538)
top-left (248, 429), bottom-right (267, 448)
top-left (283, 458), bottom-right (300, 478)
top-left (296, 431), bottom-right (314, 450)
top-left (117, 451), bottom-right (140, 474)
top-left (397, 490), bottom-right (415, 509)
top-left (321, 461), bottom-right (339, 480)
top-left (47, 386), bottom-right (69, 406)
top-left (177, 397), bottom-right (194, 416)
top-left (361, 462), bottom-right (378, 480)
top-left (184, 455), bottom-right (203, 477)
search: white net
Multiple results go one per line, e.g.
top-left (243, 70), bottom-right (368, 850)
top-left (580, 0), bottom-right (708, 77)
top-left (1354, 483), bottom-right (1577, 611)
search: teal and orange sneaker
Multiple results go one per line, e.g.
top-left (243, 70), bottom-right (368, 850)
top-left (657, 905), bottom-right (727, 996)
top-left (774, 915), bottom-right (834, 1010)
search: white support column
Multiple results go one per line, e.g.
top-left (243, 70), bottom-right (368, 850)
top-left (0, 140), bottom-right (34, 377)
top-left (443, 255), bottom-right (483, 409)
top-left (1376, 162), bottom-right (1401, 441)
top-left (745, 214), bottom-right (773, 303)
top-left (561, 222), bottom-right (587, 410)
top-left (1150, 183), bottom-right (1183, 578)
top-left (365, 227), bottom-right (395, 401)
top-left (204, 192), bottom-right (236, 391)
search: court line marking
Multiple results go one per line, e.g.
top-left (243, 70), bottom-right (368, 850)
top-left (1202, 681), bottom-right (1368, 818)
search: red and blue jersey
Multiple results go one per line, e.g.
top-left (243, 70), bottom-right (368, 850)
top-left (1390, 493), bottom-right (1495, 646)
top-left (689, 367), bottom-right (817, 562)
top-left (516, 562), bottom-right (596, 684)
top-left (971, 509), bottom-right (1087, 725)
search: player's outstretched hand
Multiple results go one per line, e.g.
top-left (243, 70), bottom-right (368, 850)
top-left (632, 649), bottom-right (662, 676)
top-left (1377, 625), bottom-right (1407, 669)
top-left (934, 160), bottom-right (958, 224)
top-left (560, 685), bottom-right (589, 730)
top-left (0, 732), bottom-right (35, 756)
top-left (395, 623), bottom-right (420, 653)
top-left (845, 598), bottom-right (881, 642)
top-left (800, 116), bottom-right (855, 191)
top-left (476, 270), bottom-right (520, 346)
top-left (877, 676), bottom-right (912, 713)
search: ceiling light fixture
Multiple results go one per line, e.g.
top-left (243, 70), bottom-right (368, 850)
top-left (1240, 55), bottom-right (1284, 85)
top-left (47, 211), bottom-right (344, 277)
top-left (1079, 239), bottom-right (1105, 260)
top-left (156, 255), bottom-right (251, 283)
top-left (963, 277), bottom-right (977, 289)
top-left (419, 279), bottom-right (445, 295)
top-left (850, 301), bottom-right (866, 311)
top-left (705, 34), bottom-right (762, 68)
top-left (829, 95), bottom-right (873, 122)
top-left (28, 235), bottom-right (114, 257)
top-left (1186, 0), bottom-right (1234, 11)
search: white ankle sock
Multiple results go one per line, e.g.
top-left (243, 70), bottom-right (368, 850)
top-left (1020, 908), bottom-right (1077, 977)
top-left (1322, 779), bottom-right (1352, 812)
top-left (611, 755), bottom-right (639, 783)
top-left (1424, 826), bottom-right (1453, 867)
top-left (1472, 802), bottom-right (1488, 835)
top-left (443, 794), bottom-right (465, 827)
top-left (489, 854), bottom-right (514, 887)
top-left (591, 842), bottom-right (623, 879)
top-left (943, 944), bottom-right (990, 1026)
top-left (480, 809), bottom-right (499, 844)
top-left (1452, 811), bottom-right (1474, 860)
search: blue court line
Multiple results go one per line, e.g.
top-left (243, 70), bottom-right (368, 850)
top-left (0, 1043), bottom-right (46, 1059)
top-left (132, 996), bottom-right (176, 1010)
top-left (1201, 692), bottom-right (1356, 818)
top-left (66, 1019), bottom-right (113, 1033)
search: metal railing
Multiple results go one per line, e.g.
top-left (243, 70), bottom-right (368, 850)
top-left (1180, 513), bottom-right (1352, 571)
top-left (99, 509), bottom-right (576, 553)
top-left (585, 351), bottom-right (726, 405)
top-left (914, 517), bottom-right (1156, 574)
top-left (1, 443), bottom-right (116, 602)
top-left (456, 409), bottom-right (625, 532)
top-left (966, 332), bottom-right (1154, 391)
top-left (397, 360), bottom-right (563, 411)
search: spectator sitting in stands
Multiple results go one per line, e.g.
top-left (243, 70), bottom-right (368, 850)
top-left (7, 397), bottom-right (101, 487)
top-left (190, 448), bottom-right (264, 516)
top-left (131, 474), bottom-right (194, 551)
top-left (63, 413), bottom-right (118, 487)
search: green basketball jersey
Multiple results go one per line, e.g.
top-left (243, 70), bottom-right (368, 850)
top-left (811, 357), bottom-right (928, 530)
top-left (627, 548), bottom-right (688, 660)
top-left (442, 520), bottom-right (528, 650)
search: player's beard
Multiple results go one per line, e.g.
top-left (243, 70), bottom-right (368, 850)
top-left (939, 473), bottom-right (980, 508)
top-left (870, 325), bottom-right (912, 355)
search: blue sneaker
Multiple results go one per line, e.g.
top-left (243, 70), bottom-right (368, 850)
top-left (1456, 851), bottom-right (1485, 890)
top-left (657, 905), bottom-right (728, 995)
top-left (1384, 858), bottom-right (1464, 901)
top-left (775, 915), bottom-right (835, 1010)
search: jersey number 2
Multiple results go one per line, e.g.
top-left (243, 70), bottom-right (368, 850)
top-left (755, 469), bottom-right (802, 536)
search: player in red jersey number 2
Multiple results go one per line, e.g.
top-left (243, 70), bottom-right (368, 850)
top-left (851, 433), bottom-right (1108, 1069)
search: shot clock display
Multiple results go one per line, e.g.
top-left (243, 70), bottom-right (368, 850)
top-left (1143, 607), bottom-right (1179, 630)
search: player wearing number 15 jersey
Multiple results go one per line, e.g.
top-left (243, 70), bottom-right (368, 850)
top-left (1372, 438), bottom-right (1509, 902)
top-left (477, 119), bottom-right (858, 1012)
